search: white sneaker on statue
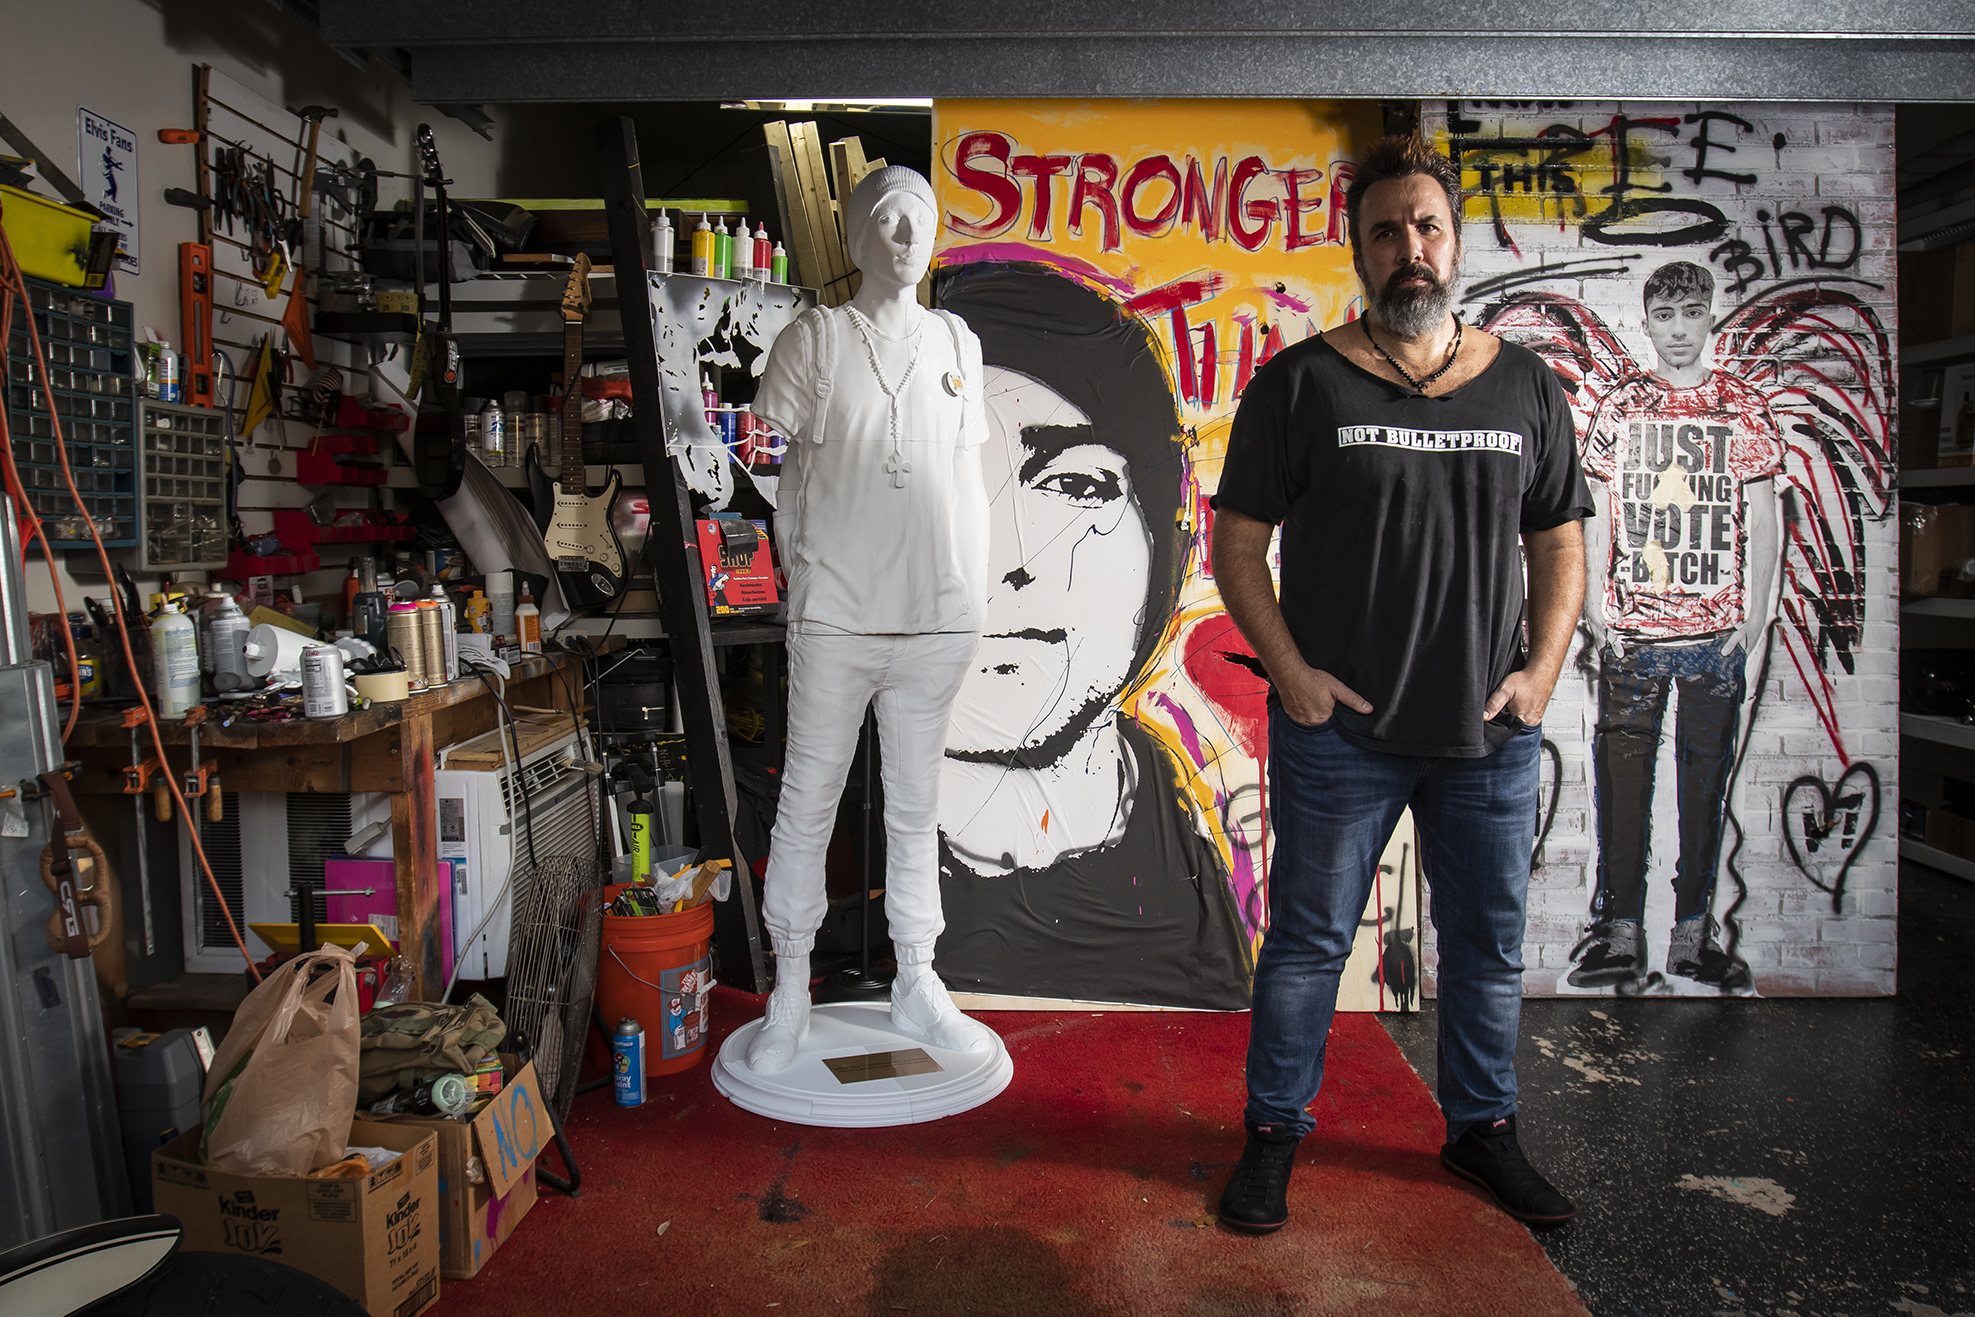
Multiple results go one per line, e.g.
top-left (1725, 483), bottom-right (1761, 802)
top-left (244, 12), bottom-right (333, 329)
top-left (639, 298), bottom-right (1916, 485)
top-left (747, 968), bottom-right (812, 1073)
top-left (890, 964), bottom-right (994, 1054)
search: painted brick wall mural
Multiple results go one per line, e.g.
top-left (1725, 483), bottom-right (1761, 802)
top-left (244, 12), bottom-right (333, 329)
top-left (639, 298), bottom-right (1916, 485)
top-left (1426, 101), bottom-right (1899, 997)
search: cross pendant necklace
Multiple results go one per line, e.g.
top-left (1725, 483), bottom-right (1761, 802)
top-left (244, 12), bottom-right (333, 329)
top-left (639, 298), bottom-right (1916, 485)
top-left (846, 306), bottom-right (923, 487)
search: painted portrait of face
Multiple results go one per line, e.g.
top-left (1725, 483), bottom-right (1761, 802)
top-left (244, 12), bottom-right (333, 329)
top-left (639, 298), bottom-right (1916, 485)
top-left (1644, 293), bottom-right (1712, 374)
top-left (935, 261), bottom-right (1188, 768)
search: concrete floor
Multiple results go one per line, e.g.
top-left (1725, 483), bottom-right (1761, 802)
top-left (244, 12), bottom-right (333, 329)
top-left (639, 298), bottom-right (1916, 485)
top-left (1384, 863), bottom-right (1975, 1317)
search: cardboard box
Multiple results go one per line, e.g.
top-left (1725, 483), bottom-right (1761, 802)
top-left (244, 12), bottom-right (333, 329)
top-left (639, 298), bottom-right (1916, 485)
top-left (371, 1056), bottom-right (547, 1279)
top-left (153, 1120), bottom-right (440, 1317)
top-left (695, 517), bottom-right (778, 616)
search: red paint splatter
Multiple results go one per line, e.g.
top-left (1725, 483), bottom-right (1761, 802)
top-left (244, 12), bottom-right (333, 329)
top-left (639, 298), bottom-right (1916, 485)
top-left (1181, 614), bottom-right (1270, 754)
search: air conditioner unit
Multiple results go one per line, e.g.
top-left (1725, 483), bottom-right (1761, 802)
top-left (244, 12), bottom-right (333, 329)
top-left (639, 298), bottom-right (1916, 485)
top-left (440, 729), bottom-right (599, 982)
top-left (178, 791), bottom-right (389, 973)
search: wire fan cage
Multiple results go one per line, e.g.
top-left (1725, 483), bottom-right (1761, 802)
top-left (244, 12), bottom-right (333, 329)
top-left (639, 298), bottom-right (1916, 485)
top-left (503, 852), bottom-right (605, 1121)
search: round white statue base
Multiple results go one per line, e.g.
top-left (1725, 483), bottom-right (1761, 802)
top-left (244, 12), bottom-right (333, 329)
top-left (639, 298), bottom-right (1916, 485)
top-left (712, 1001), bottom-right (1012, 1127)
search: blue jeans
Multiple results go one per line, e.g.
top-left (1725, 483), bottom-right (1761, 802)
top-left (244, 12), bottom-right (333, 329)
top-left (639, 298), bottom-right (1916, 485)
top-left (1244, 706), bottom-right (1540, 1143)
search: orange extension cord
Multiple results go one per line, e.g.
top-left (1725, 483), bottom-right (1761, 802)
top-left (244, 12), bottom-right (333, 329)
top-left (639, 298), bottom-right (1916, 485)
top-left (0, 212), bottom-right (261, 979)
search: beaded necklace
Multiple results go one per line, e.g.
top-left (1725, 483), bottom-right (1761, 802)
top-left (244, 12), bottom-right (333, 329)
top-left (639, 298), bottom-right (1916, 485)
top-left (845, 306), bottom-right (924, 487)
top-left (1362, 315), bottom-right (1464, 394)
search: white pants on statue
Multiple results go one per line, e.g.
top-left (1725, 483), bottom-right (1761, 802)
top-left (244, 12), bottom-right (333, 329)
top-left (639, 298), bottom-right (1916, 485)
top-left (762, 629), bottom-right (978, 951)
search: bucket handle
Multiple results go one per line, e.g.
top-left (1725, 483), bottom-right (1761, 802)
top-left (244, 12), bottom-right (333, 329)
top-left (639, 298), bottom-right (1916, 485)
top-left (608, 944), bottom-right (717, 1000)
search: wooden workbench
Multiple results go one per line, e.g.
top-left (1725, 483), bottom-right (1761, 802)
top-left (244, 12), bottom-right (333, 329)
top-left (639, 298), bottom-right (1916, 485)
top-left (64, 652), bottom-right (582, 999)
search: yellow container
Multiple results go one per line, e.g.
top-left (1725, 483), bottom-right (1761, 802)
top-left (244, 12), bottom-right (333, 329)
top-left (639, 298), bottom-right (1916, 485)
top-left (0, 185), bottom-right (97, 288)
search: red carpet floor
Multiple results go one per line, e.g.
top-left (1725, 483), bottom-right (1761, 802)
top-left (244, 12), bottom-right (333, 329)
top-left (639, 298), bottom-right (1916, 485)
top-left (426, 989), bottom-right (1587, 1317)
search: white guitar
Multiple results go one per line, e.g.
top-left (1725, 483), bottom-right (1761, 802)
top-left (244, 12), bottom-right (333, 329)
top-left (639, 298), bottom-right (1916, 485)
top-left (545, 254), bottom-right (627, 608)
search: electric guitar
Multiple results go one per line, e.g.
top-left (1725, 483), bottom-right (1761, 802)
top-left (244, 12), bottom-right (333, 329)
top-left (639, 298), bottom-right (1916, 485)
top-left (412, 124), bottom-right (466, 500)
top-left (544, 254), bottom-right (627, 608)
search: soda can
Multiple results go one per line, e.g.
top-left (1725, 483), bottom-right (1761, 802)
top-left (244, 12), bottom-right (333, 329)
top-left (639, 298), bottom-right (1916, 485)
top-left (612, 1017), bottom-right (646, 1106)
top-left (301, 643), bottom-right (349, 720)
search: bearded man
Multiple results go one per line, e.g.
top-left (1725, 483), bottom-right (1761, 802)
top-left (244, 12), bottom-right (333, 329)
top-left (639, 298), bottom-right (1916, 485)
top-left (1209, 136), bottom-right (1591, 1234)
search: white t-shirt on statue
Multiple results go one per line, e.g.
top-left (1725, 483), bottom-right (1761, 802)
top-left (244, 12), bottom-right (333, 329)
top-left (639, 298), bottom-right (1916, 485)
top-left (753, 304), bottom-right (989, 637)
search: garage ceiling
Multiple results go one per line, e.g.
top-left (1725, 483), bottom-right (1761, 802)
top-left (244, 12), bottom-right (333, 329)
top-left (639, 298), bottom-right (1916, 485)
top-left (318, 2), bottom-right (1975, 102)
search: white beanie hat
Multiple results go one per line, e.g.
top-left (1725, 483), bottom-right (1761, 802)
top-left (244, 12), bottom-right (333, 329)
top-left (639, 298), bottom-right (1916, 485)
top-left (843, 166), bottom-right (938, 260)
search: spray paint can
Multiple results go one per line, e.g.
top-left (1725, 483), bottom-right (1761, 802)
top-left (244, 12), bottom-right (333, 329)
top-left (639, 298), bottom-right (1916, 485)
top-left (386, 603), bottom-right (426, 690)
top-left (612, 1017), bottom-right (646, 1106)
top-left (429, 584), bottom-right (459, 682)
top-left (415, 601), bottom-right (449, 685)
top-left (208, 593), bottom-right (252, 693)
top-left (301, 643), bottom-right (349, 720)
top-left (770, 242), bottom-right (789, 284)
top-left (151, 600), bottom-right (200, 718)
top-left (651, 207), bottom-right (674, 275)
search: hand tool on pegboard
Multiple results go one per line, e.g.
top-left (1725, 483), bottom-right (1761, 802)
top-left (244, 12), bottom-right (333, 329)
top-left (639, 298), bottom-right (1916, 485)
top-left (278, 106), bottom-right (337, 372)
top-left (179, 243), bottom-right (215, 408)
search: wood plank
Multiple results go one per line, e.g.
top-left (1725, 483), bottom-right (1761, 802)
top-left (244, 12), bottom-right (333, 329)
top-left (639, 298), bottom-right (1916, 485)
top-left (765, 120), bottom-right (827, 297)
top-left (790, 122), bottom-right (851, 305)
top-left (762, 129), bottom-right (802, 287)
top-left (392, 712), bottom-right (443, 998)
top-left (440, 713), bottom-right (584, 769)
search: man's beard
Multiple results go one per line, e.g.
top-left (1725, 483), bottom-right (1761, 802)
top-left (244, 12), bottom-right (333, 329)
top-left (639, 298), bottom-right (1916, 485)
top-left (1364, 261), bottom-right (1458, 339)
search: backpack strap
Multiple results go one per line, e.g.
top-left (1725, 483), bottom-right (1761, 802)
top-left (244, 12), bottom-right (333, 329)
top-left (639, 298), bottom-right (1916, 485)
top-left (809, 307), bottom-right (836, 446)
top-left (930, 308), bottom-right (968, 444)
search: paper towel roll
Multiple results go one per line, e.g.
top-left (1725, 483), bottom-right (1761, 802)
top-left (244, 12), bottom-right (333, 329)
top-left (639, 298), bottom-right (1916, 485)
top-left (242, 623), bottom-right (311, 678)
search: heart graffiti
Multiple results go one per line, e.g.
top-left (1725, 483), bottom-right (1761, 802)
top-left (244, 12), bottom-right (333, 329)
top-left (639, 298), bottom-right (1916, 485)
top-left (1780, 761), bottom-right (1882, 913)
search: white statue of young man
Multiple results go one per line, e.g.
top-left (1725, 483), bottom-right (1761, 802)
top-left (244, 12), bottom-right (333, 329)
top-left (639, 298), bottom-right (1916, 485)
top-left (744, 166), bottom-right (997, 1072)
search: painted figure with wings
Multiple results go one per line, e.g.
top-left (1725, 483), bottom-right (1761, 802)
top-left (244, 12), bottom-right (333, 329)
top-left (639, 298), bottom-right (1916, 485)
top-left (1479, 264), bottom-right (1894, 993)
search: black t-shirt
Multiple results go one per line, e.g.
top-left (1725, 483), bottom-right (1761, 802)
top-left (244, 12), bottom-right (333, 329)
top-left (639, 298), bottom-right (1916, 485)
top-left (1214, 334), bottom-right (1591, 757)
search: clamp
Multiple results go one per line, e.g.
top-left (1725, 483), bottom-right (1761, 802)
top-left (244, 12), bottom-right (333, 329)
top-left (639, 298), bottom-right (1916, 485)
top-left (122, 707), bottom-right (171, 822)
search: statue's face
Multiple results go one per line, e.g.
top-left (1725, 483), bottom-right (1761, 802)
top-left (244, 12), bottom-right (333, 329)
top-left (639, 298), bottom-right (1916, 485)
top-left (853, 192), bottom-right (936, 290)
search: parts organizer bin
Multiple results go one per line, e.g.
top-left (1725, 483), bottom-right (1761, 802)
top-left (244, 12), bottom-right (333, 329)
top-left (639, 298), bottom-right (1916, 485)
top-left (4, 277), bottom-right (137, 547)
top-left (140, 400), bottom-right (229, 569)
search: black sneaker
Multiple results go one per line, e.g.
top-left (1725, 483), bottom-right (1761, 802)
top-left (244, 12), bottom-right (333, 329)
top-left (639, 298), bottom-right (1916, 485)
top-left (1567, 921), bottom-right (1644, 988)
top-left (1440, 1115), bottom-right (1576, 1227)
top-left (1667, 916), bottom-right (1752, 990)
top-left (1218, 1125), bottom-right (1301, 1235)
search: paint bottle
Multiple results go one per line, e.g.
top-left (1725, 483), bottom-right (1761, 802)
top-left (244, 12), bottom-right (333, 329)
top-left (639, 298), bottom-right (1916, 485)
top-left (753, 224), bottom-right (772, 278)
top-left (713, 217), bottom-right (731, 280)
top-left (770, 242), bottom-right (789, 284)
top-left (516, 583), bottom-right (541, 654)
top-left (612, 1018), bottom-right (646, 1107)
top-left (151, 600), bottom-right (200, 718)
top-left (689, 214), bottom-right (713, 276)
top-left (465, 588), bottom-right (491, 634)
top-left (731, 217), bottom-right (753, 280)
top-left (701, 373), bottom-right (720, 426)
top-left (651, 207), bottom-right (674, 275)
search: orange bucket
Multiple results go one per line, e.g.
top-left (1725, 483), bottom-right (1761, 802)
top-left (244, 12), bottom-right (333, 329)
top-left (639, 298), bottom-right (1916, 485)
top-left (595, 884), bottom-right (717, 1076)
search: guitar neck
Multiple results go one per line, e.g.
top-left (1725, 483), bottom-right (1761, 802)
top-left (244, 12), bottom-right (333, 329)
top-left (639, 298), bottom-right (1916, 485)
top-left (561, 317), bottom-right (585, 488)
